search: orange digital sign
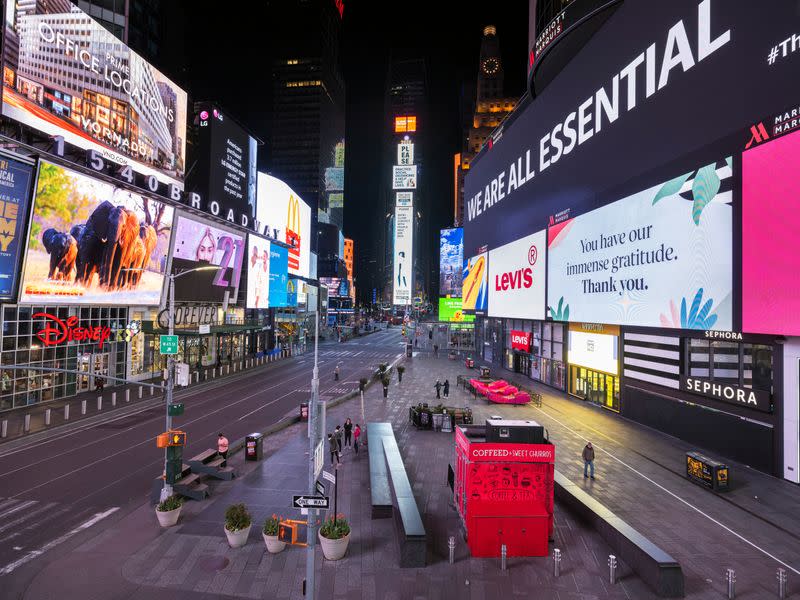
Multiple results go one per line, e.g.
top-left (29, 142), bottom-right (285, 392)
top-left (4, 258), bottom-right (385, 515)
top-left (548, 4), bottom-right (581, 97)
top-left (394, 115), bottom-right (417, 133)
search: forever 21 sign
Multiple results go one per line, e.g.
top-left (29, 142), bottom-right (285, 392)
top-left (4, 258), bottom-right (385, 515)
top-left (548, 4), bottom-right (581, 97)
top-left (680, 376), bottom-right (771, 413)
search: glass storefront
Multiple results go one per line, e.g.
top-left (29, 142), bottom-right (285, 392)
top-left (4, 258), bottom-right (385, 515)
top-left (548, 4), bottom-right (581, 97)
top-left (567, 323), bottom-right (620, 412)
top-left (569, 365), bottom-right (620, 411)
top-left (499, 319), bottom-right (567, 391)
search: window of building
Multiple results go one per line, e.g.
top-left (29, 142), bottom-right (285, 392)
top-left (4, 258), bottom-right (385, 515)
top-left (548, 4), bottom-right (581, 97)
top-left (686, 339), bottom-right (772, 392)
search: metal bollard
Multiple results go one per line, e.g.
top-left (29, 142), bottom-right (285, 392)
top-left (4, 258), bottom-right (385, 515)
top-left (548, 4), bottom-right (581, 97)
top-left (45, 409), bottom-right (51, 426)
top-left (448, 536), bottom-right (456, 564)
top-left (81, 400), bottom-right (87, 415)
top-left (553, 548), bottom-right (561, 577)
top-left (138, 386), bottom-right (143, 399)
top-left (195, 371), bottom-right (199, 383)
top-left (126, 389), bottom-right (130, 403)
top-left (64, 404), bottom-right (70, 421)
top-left (212, 368), bottom-right (216, 378)
top-left (501, 544), bottom-right (507, 571)
top-left (726, 568), bottom-right (735, 599)
top-left (608, 555), bottom-right (617, 584)
top-left (227, 366), bottom-right (230, 375)
top-left (97, 396), bottom-right (102, 411)
top-left (1, 419), bottom-right (7, 438)
top-left (778, 568), bottom-right (787, 599)
top-left (24, 414), bottom-right (31, 432)
top-left (150, 386), bottom-right (154, 396)
top-left (111, 392), bottom-right (116, 406)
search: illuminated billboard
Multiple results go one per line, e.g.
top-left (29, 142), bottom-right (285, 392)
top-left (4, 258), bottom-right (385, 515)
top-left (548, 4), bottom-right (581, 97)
top-left (439, 297), bottom-right (475, 322)
top-left (2, 3), bottom-right (188, 188)
top-left (246, 234), bottom-right (270, 309)
top-left (547, 159), bottom-right (733, 329)
top-left (167, 213), bottom-right (245, 305)
top-left (462, 252), bottom-right (488, 313)
top-left (269, 244), bottom-right (289, 307)
top-left (0, 156), bottom-right (35, 301)
top-left (439, 228), bottom-right (463, 298)
top-left (394, 115), bottom-right (417, 133)
top-left (20, 160), bottom-right (173, 305)
top-left (255, 173), bottom-right (312, 278)
top-left (488, 230), bottom-right (546, 320)
top-left (397, 142), bottom-right (414, 166)
top-left (393, 194), bottom-right (413, 305)
top-left (393, 166), bottom-right (417, 190)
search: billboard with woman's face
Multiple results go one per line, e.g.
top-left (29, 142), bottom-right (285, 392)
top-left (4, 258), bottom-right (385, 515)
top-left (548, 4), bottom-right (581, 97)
top-left (19, 160), bottom-right (173, 305)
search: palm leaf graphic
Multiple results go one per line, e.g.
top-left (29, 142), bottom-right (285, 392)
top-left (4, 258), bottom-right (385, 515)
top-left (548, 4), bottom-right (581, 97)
top-left (691, 164), bottom-right (720, 225)
top-left (653, 171), bottom-right (692, 205)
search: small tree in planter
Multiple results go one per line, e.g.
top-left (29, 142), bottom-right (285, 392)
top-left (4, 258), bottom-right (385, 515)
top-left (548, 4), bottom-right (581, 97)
top-left (224, 503), bottom-right (252, 548)
top-left (319, 514), bottom-right (351, 560)
top-left (381, 375), bottom-right (390, 398)
top-left (155, 495), bottom-right (183, 527)
top-left (377, 363), bottom-right (388, 377)
top-left (262, 514), bottom-right (285, 554)
top-left (397, 365), bottom-right (405, 383)
top-left (358, 377), bottom-right (368, 392)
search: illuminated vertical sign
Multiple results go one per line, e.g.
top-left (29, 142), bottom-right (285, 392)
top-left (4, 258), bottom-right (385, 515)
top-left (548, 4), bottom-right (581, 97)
top-left (398, 142), bottom-right (414, 165)
top-left (393, 193), bottom-right (413, 305)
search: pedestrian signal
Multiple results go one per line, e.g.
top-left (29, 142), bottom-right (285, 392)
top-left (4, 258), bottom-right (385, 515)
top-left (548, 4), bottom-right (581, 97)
top-left (156, 430), bottom-right (187, 448)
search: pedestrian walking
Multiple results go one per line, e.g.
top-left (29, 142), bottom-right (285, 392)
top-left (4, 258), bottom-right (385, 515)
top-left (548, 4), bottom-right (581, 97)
top-left (334, 365), bottom-right (340, 381)
top-left (334, 425), bottom-right (344, 454)
top-left (328, 434), bottom-right (340, 465)
top-left (582, 442), bottom-right (596, 479)
top-left (353, 424), bottom-right (361, 455)
top-left (344, 418), bottom-right (353, 447)
top-left (218, 433), bottom-right (229, 460)
top-left (434, 378), bottom-right (442, 399)
top-left (443, 379), bottom-right (450, 398)
top-left (433, 343), bottom-right (439, 358)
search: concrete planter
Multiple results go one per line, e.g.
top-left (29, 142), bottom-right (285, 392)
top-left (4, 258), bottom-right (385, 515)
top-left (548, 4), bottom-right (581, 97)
top-left (319, 531), bottom-right (350, 560)
top-left (155, 505), bottom-right (181, 527)
top-left (263, 533), bottom-right (286, 554)
top-left (224, 524), bottom-right (252, 548)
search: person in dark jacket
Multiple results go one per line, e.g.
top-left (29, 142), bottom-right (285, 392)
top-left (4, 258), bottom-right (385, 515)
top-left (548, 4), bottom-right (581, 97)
top-left (583, 442), bottom-right (595, 479)
top-left (434, 379), bottom-right (442, 399)
top-left (334, 425), bottom-right (344, 454)
top-left (328, 434), bottom-right (340, 465)
top-left (343, 418), bottom-right (353, 447)
top-left (443, 379), bottom-right (450, 398)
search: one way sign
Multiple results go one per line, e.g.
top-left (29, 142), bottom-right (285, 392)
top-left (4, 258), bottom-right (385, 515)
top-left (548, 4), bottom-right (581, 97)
top-left (292, 495), bottom-right (329, 509)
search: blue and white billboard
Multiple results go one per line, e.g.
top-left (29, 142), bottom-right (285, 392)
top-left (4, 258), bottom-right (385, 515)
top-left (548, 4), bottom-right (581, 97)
top-left (0, 156), bottom-right (34, 301)
top-left (439, 228), bottom-right (463, 298)
top-left (269, 244), bottom-right (289, 307)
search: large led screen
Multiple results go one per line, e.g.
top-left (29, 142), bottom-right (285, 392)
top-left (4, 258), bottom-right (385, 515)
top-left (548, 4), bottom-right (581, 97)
top-left (2, 3), bottom-right (187, 188)
top-left (246, 234), bottom-right (270, 309)
top-left (439, 228), bottom-right (463, 297)
top-left (547, 158), bottom-right (733, 329)
top-left (167, 214), bottom-right (244, 304)
top-left (20, 161), bottom-right (173, 305)
top-left (488, 230), bottom-right (546, 320)
top-left (462, 252), bottom-right (488, 313)
top-left (0, 156), bottom-right (35, 301)
top-left (568, 330), bottom-right (619, 375)
top-left (439, 297), bottom-right (475, 323)
top-left (392, 195), bottom-right (413, 305)
top-left (269, 244), bottom-right (289, 307)
top-left (742, 129), bottom-right (800, 335)
top-left (255, 173), bottom-right (311, 278)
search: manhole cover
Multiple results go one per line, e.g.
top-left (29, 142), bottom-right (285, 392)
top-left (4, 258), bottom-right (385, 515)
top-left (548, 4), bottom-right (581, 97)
top-left (198, 556), bottom-right (229, 572)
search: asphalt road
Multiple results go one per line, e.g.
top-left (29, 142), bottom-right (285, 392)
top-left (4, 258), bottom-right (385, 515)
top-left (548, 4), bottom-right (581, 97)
top-left (0, 328), bottom-right (403, 578)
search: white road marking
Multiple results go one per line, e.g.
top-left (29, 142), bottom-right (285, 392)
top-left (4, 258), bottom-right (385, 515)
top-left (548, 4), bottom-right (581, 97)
top-left (0, 501), bottom-right (57, 534)
top-left (0, 507), bottom-right (119, 576)
top-left (0, 501), bottom-right (38, 518)
top-left (533, 407), bottom-right (800, 575)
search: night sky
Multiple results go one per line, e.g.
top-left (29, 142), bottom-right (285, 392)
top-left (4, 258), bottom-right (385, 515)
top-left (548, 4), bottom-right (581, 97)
top-left (160, 1), bottom-right (529, 303)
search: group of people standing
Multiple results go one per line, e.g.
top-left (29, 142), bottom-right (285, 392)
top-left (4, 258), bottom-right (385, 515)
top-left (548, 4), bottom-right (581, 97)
top-left (328, 418), bottom-right (361, 465)
top-left (433, 378), bottom-right (450, 399)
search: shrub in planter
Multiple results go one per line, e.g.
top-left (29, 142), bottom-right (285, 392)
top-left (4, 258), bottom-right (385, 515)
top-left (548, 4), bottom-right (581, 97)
top-left (224, 503), bottom-right (252, 548)
top-left (262, 514), bottom-right (286, 554)
top-left (397, 365), bottom-right (405, 383)
top-left (319, 514), bottom-right (351, 560)
top-left (359, 377), bottom-right (368, 392)
top-left (378, 363), bottom-right (388, 375)
top-left (155, 495), bottom-right (183, 527)
top-left (381, 375), bottom-right (390, 398)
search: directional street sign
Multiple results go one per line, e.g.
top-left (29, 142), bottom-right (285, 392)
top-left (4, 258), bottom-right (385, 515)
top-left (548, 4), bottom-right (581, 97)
top-left (292, 495), bottom-right (329, 509)
top-left (160, 335), bottom-right (179, 355)
top-left (322, 470), bottom-right (336, 484)
top-left (315, 481), bottom-right (325, 496)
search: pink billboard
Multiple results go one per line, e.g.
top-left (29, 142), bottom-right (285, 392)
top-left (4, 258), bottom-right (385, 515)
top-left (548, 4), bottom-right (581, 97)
top-left (742, 128), bottom-right (800, 335)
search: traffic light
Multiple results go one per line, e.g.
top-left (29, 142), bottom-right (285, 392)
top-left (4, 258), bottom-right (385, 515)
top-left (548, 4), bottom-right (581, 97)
top-left (156, 429), bottom-right (187, 448)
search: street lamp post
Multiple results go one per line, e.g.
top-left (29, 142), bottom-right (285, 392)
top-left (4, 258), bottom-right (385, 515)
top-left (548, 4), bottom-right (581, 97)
top-left (306, 308), bottom-right (320, 599)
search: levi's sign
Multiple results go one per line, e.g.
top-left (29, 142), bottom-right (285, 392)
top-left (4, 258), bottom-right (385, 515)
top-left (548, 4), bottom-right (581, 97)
top-left (488, 230), bottom-right (547, 320)
top-left (510, 330), bottom-right (531, 351)
top-left (680, 376), bottom-right (771, 412)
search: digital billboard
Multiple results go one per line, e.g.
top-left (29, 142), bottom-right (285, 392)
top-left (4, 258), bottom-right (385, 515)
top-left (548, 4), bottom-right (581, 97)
top-left (488, 230), bottom-right (546, 320)
top-left (0, 156), bottom-right (35, 301)
top-left (246, 234), bottom-right (270, 309)
top-left (189, 103), bottom-right (258, 225)
top-left (167, 214), bottom-right (244, 305)
top-left (269, 244), bottom-right (289, 307)
top-left (547, 158), bottom-right (733, 329)
top-left (568, 330), bottom-right (619, 375)
top-left (19, 160), bottom-right (174, 305)
top-left (439, 228), bottom-right (463, 298)
top-left (255, 173), bottom-right (312, 278)
top-left (320, 277), bottom-right (349, 298)
top-left (393, 194), bottom-right (413, 305)
top-left (462, 252), bottom-right (488, 313)
top-left (2, 3), bottom-right (188, 188)
top-left (392, 166), bottom-right (417, 189)
top-left (439, 297), bottom-right (475, 322)
top-left (742, 129), bottom-right (800, 335)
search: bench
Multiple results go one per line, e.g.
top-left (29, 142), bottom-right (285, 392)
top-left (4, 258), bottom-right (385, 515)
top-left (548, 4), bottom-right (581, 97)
top-left (554, 471), bottom-right (684, 598)
top-left (368, 422), bottom-right (427, 567)
top-left (368, 423), bottom-right (393, 517)
top-left (150, 463), bottom-right (210, 504)
top-left (188, 448), bottom-right (236, 481)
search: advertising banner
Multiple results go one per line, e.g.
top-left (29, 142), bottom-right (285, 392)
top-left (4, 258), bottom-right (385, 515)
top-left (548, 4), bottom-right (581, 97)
top-left (742, 129), bottom-right (800, 335)
top-left (167, 214), bottom-right (244, 305)
top-left (393, 194), bottom-right (413, 305)
top-left (392, 165), bottom-right (417, 189)
top-left (438, 297), bottom-right (475, 323)
top-left (488, 230), bottom-right (546, 320)
top-left (398, 142), bottom-right (414, 166)
top-left (268, 244), bottom-right (289, 307)
top-left (2, 3), bottom-right (188, 188)
top-left (246, 234), bottom-right (270, 309)
top-left (255, 173), bottom-right (311, 278)
top-left (568, 329), bottom-right (619, 375)
top-left (462, 252), bottom-right (488, 313)
top-left (439, 228), bottom-right (463, 297)
top-left (464, 0), bottom-right (800, 254)
top-left (20, 160), bottom-right (173, 305)
top-left (510, 330), bottom-right (531, 351)
top-left (0, 156), bottom-right (35, 301)
top-left (547, 159), bottom-right (733, 329)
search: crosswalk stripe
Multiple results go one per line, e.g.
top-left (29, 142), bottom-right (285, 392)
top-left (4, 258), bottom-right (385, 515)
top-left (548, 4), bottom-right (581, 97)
top-left (0, 501), bottom-right (58, 535)
top-left (0, 504), bottom-right (73, 545)
top-left (0, 500), bottom-right (38, 519)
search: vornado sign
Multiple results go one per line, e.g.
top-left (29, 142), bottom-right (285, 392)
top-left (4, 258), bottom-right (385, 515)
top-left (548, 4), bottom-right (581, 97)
top-left (680, 376), bottom-right (771, 413)
top-left (488, 230), bottom-right (546, 319)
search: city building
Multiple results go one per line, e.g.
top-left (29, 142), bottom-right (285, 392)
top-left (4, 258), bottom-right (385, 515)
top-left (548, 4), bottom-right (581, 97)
top-left (73, 0), bottom-right (162, 62)
top-left (462, 0), bottom-right (800, 483)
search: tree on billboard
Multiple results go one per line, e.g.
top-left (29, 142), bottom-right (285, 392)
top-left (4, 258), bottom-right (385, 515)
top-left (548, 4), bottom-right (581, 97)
top-left (29, 163), bottom-right (92, 251)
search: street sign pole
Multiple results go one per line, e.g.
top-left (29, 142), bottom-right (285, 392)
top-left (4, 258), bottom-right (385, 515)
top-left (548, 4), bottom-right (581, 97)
top-left (306, 309), bottom-right (320, 599)
top-left (160, 275), bottom-right (176, 502)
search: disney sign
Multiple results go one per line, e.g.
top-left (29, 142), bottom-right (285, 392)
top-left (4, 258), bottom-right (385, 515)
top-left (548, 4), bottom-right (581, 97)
top-left (33, 313), bottom-right (141, 350)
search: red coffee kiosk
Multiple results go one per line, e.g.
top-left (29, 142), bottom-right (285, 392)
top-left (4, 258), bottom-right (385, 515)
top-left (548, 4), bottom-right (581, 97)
top-left (454, 418), bottom-right (555, 557)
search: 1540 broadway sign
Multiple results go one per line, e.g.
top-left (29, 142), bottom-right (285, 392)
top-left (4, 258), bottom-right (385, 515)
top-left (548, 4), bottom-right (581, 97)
top-left (680, 376), bottom-right (771, 412)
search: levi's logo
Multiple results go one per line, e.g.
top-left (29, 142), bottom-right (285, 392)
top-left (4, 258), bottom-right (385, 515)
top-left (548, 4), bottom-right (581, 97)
top-left (495, 268), bottom-right (533, 291)
top-left (512, 333), bottom-right (527, 344)
top-left (745, 122), bottom-right (769, 149)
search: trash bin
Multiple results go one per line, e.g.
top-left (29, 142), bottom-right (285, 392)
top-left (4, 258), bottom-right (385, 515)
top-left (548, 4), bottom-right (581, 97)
top-left (686, 451), bottom-right (729, 491)
top-left (465, 357), bottom-right (475, 369)
top-left (245, 433), bottom-right (263, 461)
top-left (406, 343), bottom-right (413, 357)
top-left (300, 402), bottom-right (309, 421)
top-left (479, 366), bottom-right (491, 378)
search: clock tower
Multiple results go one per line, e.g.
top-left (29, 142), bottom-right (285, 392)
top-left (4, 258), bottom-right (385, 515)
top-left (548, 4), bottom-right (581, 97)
top-left (477, 25), bottom-right (503, 102)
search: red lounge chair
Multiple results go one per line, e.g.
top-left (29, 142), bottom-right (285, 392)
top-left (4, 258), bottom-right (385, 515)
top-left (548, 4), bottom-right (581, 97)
top-left (487, 380), bottom-right (508, 391)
